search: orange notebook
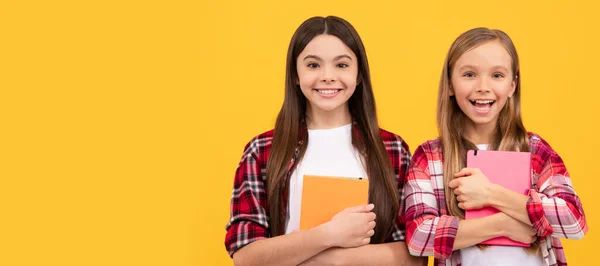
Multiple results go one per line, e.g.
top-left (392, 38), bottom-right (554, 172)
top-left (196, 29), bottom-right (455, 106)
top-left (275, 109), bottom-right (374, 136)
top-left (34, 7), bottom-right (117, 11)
top-left (299, 175), bottom-right (369, 230)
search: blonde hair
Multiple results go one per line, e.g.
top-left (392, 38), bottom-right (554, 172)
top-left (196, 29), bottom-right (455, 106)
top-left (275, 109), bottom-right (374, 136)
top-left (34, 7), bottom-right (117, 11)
top-left (437, 27), bottom-right (536, 253)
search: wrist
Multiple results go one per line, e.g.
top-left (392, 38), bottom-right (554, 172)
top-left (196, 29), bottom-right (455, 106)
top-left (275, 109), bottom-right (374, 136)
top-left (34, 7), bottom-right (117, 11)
top-left (326, 248), bottom-right (346, 266)
top-left (313, 222), bottom-right (336, 248)
top-left (490, 212), bottom-right (508, 238)
top-left (486, 183), bottom-right (502, 207)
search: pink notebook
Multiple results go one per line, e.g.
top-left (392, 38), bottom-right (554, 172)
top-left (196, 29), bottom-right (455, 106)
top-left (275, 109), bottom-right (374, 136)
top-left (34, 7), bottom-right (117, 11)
top-left (465, 149), bottom-right (531, 247)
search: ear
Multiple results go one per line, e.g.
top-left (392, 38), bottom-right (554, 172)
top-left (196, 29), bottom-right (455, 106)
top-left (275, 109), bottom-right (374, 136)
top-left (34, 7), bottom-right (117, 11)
top-left (449, 85), bottom-right (455, 96)
top-left (356, 73), bottom-right (362, 85)
top-left (508, 76), bottom-right (517, 97)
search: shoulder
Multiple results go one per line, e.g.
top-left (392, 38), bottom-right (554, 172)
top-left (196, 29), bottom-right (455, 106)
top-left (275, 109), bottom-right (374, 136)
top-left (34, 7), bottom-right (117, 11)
top-left (414, 138), bottom-right (442, 158)
top-left (405, 138), bottom-right (443, 171)
top-left (239, 129), bottom-right (275, 163)
top-left (527, 132), bottom-right (563, 170)
top-left (528, 132), bottom-right (559, 157)
top-left (379, 128), bottom-right (409, 152)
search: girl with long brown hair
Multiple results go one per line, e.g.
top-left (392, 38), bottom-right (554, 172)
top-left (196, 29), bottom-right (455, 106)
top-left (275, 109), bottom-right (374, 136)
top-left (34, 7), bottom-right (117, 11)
top-left (404, 27), bottom-right (587, 266)
top-left (225, 16), bottom-right (425, 266)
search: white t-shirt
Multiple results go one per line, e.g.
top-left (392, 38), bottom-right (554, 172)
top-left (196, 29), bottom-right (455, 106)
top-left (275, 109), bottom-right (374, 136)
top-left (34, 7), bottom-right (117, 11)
top-left (284, 124), bottom-right (366, 234)
top-left (460, 144), bottom-right (542, 266)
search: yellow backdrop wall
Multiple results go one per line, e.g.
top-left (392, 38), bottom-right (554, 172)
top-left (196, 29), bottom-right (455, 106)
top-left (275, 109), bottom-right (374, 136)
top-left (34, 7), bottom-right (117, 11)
top-left (1, 0), bottom-right (597, 265)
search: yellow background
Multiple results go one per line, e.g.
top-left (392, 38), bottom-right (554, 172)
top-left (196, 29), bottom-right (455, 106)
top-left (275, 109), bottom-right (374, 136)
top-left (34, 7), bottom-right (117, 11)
top-left (1, 0), bottom-right (598, 265)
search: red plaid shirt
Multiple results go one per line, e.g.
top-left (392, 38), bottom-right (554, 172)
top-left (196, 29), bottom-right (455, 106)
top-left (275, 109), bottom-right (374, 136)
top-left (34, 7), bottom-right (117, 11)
top-left (404, 133), bottom-right (588, 266)
top-left (225, 126), bottom-right (411, 257)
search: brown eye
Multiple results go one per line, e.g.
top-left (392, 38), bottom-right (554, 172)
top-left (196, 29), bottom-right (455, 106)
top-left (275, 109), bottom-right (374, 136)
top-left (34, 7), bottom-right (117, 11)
top-left (463, 72), bottom-right (475, 78)
top-left (307, 63), bottom-right (319, 68)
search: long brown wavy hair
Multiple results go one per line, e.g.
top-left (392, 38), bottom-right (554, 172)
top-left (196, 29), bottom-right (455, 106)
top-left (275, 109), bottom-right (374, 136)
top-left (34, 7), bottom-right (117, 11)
top-left (437, 27), bottom-right (537, 253)
top-left (266, 16), bottom-right (399, 244)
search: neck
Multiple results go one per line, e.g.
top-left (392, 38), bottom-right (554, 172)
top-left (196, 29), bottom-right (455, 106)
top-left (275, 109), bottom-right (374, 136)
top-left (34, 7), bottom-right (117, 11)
top-left (463, 120), bottom-right (497, 145)
top-left (305, 104), bottom-right (352, 130)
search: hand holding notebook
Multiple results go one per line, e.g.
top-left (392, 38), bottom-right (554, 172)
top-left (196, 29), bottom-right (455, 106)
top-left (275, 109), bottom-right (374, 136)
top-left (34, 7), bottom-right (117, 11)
top-left (299, 175), bottom-right (369, 230)
top-left (299, 175), bottom-right (375, 247)
top-left (463, 150), bottom-right (532, 247)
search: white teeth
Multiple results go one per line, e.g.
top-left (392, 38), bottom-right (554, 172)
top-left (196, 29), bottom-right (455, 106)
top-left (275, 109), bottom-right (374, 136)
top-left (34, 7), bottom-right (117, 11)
top-left (474, 100), bottom-right (494, 104)
top-left (318, 90), bottom-right (338, 94)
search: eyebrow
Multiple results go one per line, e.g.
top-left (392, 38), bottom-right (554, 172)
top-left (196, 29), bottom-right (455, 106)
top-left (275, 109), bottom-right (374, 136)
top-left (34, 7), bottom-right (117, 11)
top-left (456, 64), bottom-right (509, 72)
top-left (303, 54), bottom-right (353, 61)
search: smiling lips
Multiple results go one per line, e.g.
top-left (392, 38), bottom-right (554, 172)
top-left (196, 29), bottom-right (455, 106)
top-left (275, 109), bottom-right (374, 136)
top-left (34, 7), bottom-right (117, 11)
top-left (470, 99), bottom-right (496, 114)
top-left (314, 88), bottom-right (343, 98)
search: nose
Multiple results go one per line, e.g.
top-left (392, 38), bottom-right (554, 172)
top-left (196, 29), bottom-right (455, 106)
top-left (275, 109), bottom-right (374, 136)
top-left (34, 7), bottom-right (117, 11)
top-left (321, 66), bottom-right (336, 83)
top-left (476, 77), bottom-right (492, 93)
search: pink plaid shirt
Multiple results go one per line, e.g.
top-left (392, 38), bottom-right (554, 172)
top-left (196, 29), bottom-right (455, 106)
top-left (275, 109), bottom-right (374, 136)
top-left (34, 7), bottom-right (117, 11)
top-left (404, 133), bottom-right (587, 266)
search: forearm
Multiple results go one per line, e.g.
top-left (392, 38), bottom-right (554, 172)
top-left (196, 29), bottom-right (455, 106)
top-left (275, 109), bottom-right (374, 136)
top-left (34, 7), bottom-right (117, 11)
top-left (453, 214), bottom-right (504, 250)
top-left (342, 242), bottom-right (427, 266)
top-left (300, 242), bottom-right (427, 266)
top-left (488, 184), bottom-right (531, 225)
top-left (233, 226), bottom-right (331, 266)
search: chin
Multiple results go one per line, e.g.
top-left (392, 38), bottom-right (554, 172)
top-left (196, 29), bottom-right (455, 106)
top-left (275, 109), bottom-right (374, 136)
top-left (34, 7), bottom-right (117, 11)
top-left (315, 104), bottom-right (343, 112)
top-left (466, 115), bottom-right (496, 126)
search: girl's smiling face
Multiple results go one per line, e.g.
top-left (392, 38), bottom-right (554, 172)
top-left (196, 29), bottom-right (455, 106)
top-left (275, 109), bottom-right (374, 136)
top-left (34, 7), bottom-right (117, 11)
top-left (296, 34), bottom-right (358, 116)
top-left (451, 40), bottom-right (516, 132)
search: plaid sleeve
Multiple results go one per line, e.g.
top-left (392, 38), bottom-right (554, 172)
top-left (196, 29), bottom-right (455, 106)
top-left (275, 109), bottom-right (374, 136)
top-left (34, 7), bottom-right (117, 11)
top-left (224, 136), bottom-right (271, 257)
top-left (382, 132), bottom-right (412, 242)
top-left (404, 144), bottom-right (459, 259)
top-left (526, 136), bottom-right (588, 239)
